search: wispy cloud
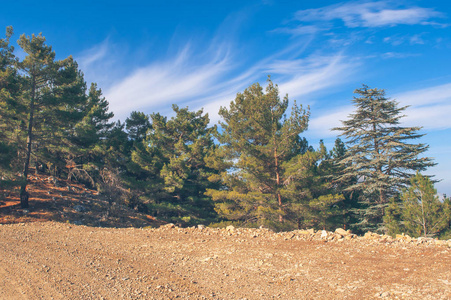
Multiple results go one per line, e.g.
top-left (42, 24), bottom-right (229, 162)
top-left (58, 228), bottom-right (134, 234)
top-left (294, 1), bottom-right (442, 29)
top-left (92, 34), bottom-right (358, 122)
top-left (273, 1), bottom-right (445, 40)
top-left (273, 55), bottom-right (358, 100)
top-left (308, 105), bottom-right (354, 138)
top-left (104, 44), bottom-right (233, 120)
top-left (78, 39), bottom-right (109, 67)
top-left (381, 52), bottom-right (420, 59)
top-left (394, 83), bottom-right (451, 130)
top-left (76, 38), bottom-right (127, 89)
top-left (308, 81), bottom-right (451, 139)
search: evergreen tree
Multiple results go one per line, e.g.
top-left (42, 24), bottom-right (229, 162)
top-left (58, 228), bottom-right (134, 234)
top-left (0, 27), bottom-right (21, 183)
top-left (131, 105), bottom-right (219, 225)
top-left (206, 78), bottom-right (310, 229)
top-left (69, 83), bottom-right (114, 185)
top-left (0, 26), bottom-right (22, 188)
top-left (383, 197), bottom-right (403, 236)
top-left (16, 32), bottom-right (87, 207)
top-left (333, 85), bottom-right (435, 232)
top-left (126, 111), bottom-right (151, 143)
top-left (283, 140), bottom-right (344, 230)
top-left (399, 173), bottom-right (450, 238)
top-left (330, 138), bottom-right (361, 231)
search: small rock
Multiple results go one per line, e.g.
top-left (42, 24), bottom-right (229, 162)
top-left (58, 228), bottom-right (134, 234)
top-left (335, 228), bottom-right (350, 237)
top-left (381, 291), bottom-right (390, 297)
top-left (396, 233), bottom-right (412, 243)
top-left (226, 225), bottom-right (235, 232)
top-left (298, 230), bottom-right (311, 235)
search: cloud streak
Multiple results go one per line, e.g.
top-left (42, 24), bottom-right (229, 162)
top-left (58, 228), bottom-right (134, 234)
top-left (91, 36), bottom-right (358, 122)
top-left (104, 44), bottom-right (233, 120)
top-left (308, 82), bottom-right (451, 139)
top-left (394, 83), bottom-right (451, 131)
top-left (294, 1), bottom-right (442, 28)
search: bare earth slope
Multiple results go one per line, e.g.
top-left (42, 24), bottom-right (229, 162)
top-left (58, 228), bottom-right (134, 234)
top-left (0, 222), bottom-right (450, 300)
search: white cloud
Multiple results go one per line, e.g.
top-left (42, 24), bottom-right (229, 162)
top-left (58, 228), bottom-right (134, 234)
top-left (78, 40), bottom-right (109, 67)
top-left (292, 1), bottom-right (442, 31)
top-left (75, 38), bottom-right (126, 89)
top-left (360, 7), bottom-right (439, 27)
top-left (394, 83), bottom-right (451, 130)
top-left (271, 25), bottom-right (326, 36)
top-left (309, 82), bottom-right (451, 139)
top-left (273, 55), bottom-right (358, 99)
top-left (393, 82), bottom-right (451, 107)
top-left (409, 34), bottom-right (425, 45)
top-left (91, 32), bottom-right (357, 122)
top-left (381, 52), bottom-right (420, 59)
top-left (308, 106), bottom-right (354, 138)
top-left (104, 45), bottom-right (233, 120)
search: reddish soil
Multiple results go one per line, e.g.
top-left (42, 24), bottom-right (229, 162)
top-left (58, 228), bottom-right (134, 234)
top-left (0, 173), bottom-right (162, 227)
top-left (0, 174), bottom-right (450, 299)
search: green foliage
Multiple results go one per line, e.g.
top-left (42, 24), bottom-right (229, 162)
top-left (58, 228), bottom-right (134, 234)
top-left (130, 105), bottom-right (220, 226)
top-left (399, 173), bottom-right (450, 238)
top-left (0, 26), bottom-right (22, 187)
top-left (1, 27), bottom-right (445, 233)
top-left (15, 31), bottom-right (89, 207)
top-left (207, 77), bottom-right (310, 230)
top-left (383, 197), bottom-right (403, 236)
top-left (334, 85), bottom-right (435, 233)
top-left (283, 140), bottom-right (345, 230)
top-left (69, 83), bottom-right (114, 186)
top-left (126, 111), bottom-right (151, 142)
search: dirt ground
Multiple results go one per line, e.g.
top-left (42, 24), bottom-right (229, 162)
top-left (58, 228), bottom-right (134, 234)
top-left (0, 174), bottom-right (450, 299)
top-left (0, 222), bottom-right (450, 300)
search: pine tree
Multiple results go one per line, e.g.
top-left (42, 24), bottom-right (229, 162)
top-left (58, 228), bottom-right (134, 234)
top-left (131, 105), bottom-right (219, 225)
top-left (69, 83), bottom-right (114, 185)
top-left (333, 85), bottom-right (435, 232)
top-left (16, 32), bottom-right (87, 208)
top-left (283, 140), bottom-right (344, 230)
top-left (330, 138), bottom-right (361, 231)
top-left (400, 173), bottom-right (450, 238)
top-left (206, 78), bottom-right (310, 229)
top-left (0, 26), bottom-right (22, 188)
top-left (126, 111), bottom-right (151, 143)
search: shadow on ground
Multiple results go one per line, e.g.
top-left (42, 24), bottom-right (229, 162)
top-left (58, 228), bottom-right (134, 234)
top-left (0, 173), bottom-right (164, 228)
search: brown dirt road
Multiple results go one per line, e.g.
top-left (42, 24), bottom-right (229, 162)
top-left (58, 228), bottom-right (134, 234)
top-left (0, 222), bottom-right (450, 300)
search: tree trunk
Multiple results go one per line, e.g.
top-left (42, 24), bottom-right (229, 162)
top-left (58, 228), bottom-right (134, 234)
top-left (20, 74), bottom-right (36, 209)
top-left (420, 191), bottom-right (427, 237)
top-left (274, 148), bottom-right (283, 222)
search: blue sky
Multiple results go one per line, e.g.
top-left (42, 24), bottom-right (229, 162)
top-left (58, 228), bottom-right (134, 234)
top-left (2, 0), bottom-right (451, 195)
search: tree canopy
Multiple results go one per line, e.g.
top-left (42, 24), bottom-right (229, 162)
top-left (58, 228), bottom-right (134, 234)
top-left (333, 85), bottom-right (435, 232)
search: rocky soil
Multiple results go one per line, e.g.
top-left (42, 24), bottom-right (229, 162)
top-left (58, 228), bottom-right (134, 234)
top-left (0, 222), bottom-right (450, 300)
top-left (1, 173), bottom-right (450, 299)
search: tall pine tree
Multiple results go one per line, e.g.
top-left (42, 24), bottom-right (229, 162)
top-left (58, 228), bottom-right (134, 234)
top-left (333, 85), bottom-right (435, 232)
top-left (206, 78), bottom-right (310, 229)
top-left (0, 26), bottom-right (22, 188)
top-left (17, 32), bottom-right (87, 207)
